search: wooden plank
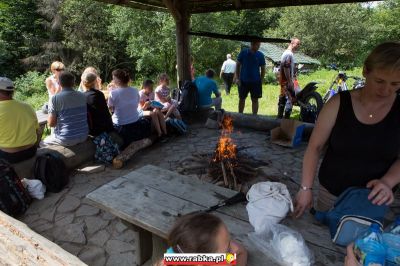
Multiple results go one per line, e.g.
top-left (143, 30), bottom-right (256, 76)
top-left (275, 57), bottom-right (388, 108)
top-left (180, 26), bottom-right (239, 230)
top-left (0, 211), bottom-right (86, 266)
top-left (36, 110), bottom-right (48, 126)
top-left (120, 165), bottom-right (345, 255)
top-left (86, 173), bottom-right (276, 265)
top-left (87, 165), bottom-right (346, 265)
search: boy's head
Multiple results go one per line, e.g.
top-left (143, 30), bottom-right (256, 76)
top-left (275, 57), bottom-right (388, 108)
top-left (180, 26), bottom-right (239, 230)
top-left (142, 79), bottom-right (154, 92)
top-left (59, 71), bottom-right (75, 89)
top-left (168, 213), bottom-right (231, 254)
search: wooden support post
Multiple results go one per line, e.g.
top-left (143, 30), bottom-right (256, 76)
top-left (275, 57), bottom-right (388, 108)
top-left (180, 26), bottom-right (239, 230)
top-left (175, 0), bottom-right (191, 85)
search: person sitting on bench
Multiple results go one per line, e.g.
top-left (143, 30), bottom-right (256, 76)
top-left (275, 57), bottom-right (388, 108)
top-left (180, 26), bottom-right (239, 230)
top-left (155, 73), bottom-right (182, 120)
top-left (107, 69), bottom-right (151, 149)
top-left (195, 69), bottom-right (222, 110)
top-left (43, 71), bottom-right (88, 146)
top-left (0, 77), bottom-right (39, 163)
top-left (81, 72), bottom-right (114, 137)
top-left (138, 79), bottom-right (168, 139)
top-left (156, 213), bottom-right (247, 266)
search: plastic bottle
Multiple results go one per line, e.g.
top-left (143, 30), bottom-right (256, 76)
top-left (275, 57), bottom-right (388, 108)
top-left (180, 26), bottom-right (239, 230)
top-left (385, 217), bottom-right (400, 235)
top-left (354, 223), bottom-right (386, 266)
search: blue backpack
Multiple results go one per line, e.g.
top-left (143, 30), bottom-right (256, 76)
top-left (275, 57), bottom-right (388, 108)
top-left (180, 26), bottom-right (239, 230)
top-left (93, 132), bottom-right (120, 164)
top-left (313, 187), bottom-right (388, 245)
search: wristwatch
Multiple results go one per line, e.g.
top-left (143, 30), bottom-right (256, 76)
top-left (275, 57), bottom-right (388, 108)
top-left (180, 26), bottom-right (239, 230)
top-left (300, 185), bottom-right (313, 191)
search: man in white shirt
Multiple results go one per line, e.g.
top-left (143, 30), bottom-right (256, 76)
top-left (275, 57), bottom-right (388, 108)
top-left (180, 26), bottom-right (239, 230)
top-left (219, 54), bottom-right (236, 95)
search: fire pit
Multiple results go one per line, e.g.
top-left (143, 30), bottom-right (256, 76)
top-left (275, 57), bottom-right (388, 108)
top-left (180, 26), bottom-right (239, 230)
top-left (177, 115), bottom-right (269, 193)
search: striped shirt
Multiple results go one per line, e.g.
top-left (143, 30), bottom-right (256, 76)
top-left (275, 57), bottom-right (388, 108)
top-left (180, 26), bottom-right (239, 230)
top-left (48, 88), bottom-right (88, 142)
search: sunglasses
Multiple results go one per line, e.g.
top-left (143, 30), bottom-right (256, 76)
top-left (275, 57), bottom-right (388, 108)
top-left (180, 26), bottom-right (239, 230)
top-left (55, 68), bottom-right (64, 71)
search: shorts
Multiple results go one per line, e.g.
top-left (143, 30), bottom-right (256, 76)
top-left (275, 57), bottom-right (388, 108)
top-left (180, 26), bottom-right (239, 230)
top-left (239, 80), bottom-right (262, 100)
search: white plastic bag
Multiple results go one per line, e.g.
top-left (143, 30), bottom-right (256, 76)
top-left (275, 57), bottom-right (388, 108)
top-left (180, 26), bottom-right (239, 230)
top-left (22, 178), bottom-right (46, 200)
top-left (246, 182), bottom-right (293, 232)
top-left (249, 224), bottom-right (314, 266)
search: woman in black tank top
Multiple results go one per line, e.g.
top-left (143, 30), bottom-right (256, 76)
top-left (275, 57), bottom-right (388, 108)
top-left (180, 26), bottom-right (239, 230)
top-left (294, 42), bottom-right (400, 218)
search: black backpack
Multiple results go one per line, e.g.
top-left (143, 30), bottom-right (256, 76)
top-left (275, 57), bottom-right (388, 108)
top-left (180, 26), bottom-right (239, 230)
top-left (34, 152), bottom-right (69, 193)
top-left (178, 80), bottom-right (199, 113)
top-left (0, 159), bottom-right (31, 217)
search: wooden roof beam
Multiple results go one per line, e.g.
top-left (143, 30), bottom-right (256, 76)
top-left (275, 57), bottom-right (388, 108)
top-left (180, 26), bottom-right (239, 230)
top-left (190, 0), bottom-right (382, 13)
top-left (95, 0), bottom-right (167, 12)
top-left (162, 0), bottom-right (182, 21)
top-left (234, 0), bottom-right (241, 9)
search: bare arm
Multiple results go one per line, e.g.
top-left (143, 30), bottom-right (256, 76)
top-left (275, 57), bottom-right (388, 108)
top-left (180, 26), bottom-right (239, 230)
top-left (366, 158), bottom-right (400, 205)
top-left (234, 62), bottom-right (241, 84)
top-left (260, 65), bottom-right (266, 82)
top-left (47, 113), bottom-right (57, 128)
top-left (294, 94), bottom-right (340, 217)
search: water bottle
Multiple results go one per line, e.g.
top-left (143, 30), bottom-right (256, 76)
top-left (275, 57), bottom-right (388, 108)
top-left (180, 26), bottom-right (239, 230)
top-left (354, 223), bottom-right (386, 266)
top-left (385, 217), bottom-right (400, 235)
top-left (383, 233), bottom-right (400, 265)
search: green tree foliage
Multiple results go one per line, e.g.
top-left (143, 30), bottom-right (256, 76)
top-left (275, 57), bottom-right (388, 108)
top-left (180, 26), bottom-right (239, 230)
top-left (109, 7), bottom-right (176, 80)
top-left (368, 0), bottom-right (400, 47)
top-left (267, 3), bottom-right (371, 68)
top-left (0, 0), bottom-right (46, 78)
top-left (14, 71), bottom-right (48, 110)
top-left (61, 0), bottom-right (132, 80)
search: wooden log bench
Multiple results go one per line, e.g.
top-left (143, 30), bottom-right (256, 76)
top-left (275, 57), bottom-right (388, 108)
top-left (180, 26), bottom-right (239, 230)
top-left (86, 164), bottom-right (345, 266)
top-left (0, 210), bottom-right (86, 265)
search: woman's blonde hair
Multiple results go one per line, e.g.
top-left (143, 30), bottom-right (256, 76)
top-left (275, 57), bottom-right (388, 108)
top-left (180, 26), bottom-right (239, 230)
top-left (50, 61), bottom-right (65, 72)
top-left (83, 66), bottom-right (99, 76)
top-left (364, 42), bottom-right (400, 73)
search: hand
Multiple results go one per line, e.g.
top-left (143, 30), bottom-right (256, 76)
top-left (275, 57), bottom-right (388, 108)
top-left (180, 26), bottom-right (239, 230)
top-left (367, 179), bottom-right (394, 205)
top-left (143, 101), bottom-right (151, 110)
top-left (293, 189), bottom-right (313, 218)
top-left (344, 243), bottom-right (359, 266)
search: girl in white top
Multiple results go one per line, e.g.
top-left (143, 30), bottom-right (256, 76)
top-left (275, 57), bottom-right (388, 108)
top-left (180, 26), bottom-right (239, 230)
top-left (155, 73), bottom-right (181, 120)
top-left (45, 61), bottom-right (64, 98)
top-left (138, 79), bottom-right (167, 138)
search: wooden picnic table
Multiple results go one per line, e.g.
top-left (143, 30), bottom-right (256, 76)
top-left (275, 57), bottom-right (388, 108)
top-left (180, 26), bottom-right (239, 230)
top-left (86, 165), bottom-right (345, 266)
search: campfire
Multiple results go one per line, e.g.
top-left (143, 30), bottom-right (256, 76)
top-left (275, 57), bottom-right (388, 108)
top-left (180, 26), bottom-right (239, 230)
top-left (208, 115), bottom-right (257, 191)
top-left (176, 115), bottom-right (267, 192)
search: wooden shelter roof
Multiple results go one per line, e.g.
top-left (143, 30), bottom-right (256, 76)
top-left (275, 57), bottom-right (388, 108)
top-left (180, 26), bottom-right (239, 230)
top-left (95, 0), bottom-right (376, 13)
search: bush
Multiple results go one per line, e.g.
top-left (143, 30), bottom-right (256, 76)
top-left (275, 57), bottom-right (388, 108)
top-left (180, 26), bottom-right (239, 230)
top-left (14, 71), bottom-right (48, 110)
top-left (265, 71), bottom-right (278, 85)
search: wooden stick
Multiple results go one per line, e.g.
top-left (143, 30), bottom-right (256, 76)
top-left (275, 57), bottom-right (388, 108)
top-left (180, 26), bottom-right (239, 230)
top-left (229, 162), bottom-right (238, 190)
top-left (221, 161), bottom-right (228, 186)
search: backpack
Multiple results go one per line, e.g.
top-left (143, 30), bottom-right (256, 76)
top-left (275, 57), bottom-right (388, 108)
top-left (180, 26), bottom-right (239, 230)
top-left (93, 132), bottom-right (120, 164)
top-left (0, 159), bottom-right (31, 216)
top-left (313, 187), bottom-right (388, 241)
top-left (33, 152), bottom-right (69, 193)
top-left (178, 80), bottom-right (199, 113)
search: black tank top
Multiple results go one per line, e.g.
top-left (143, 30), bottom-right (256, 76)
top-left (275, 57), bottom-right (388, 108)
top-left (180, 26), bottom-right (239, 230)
top-left (319, 90), bottom-right (400, 196)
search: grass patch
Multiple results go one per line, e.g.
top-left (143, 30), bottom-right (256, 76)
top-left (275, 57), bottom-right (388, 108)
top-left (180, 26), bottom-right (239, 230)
top-left (218, 67), bottom-right (363, 116)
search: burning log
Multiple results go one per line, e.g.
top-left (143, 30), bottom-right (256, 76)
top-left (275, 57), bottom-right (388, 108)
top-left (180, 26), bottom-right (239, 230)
top-left (207, 115), bottom-right (258, 192)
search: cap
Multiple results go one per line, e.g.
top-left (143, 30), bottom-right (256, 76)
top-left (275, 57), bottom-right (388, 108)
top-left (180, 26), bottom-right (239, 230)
top-left (81, 72), bottom-right (97, 84)
top-left (0, 77), bottom-right (14, 91)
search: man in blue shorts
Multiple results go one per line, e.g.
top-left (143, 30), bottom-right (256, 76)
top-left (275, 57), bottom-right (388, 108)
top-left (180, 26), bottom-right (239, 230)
top-left (235, 41), bottom-right (266, 115)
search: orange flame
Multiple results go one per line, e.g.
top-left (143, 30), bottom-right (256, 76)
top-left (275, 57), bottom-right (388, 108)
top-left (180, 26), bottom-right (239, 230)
top-left (214, 115), bottom-right (237, 162)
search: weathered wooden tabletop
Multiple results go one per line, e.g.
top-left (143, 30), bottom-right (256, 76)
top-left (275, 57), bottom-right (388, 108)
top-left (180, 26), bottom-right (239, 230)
top-left (36, 110), bottom-right (48, 125)
top-left (87, 165), bottom-right (345, 266)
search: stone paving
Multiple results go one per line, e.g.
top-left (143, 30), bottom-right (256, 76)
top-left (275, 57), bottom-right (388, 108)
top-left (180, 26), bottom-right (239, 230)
top-left (20, 124), bottom-right (308, 266)
top-left (20, 123), bottom-right (400, 266)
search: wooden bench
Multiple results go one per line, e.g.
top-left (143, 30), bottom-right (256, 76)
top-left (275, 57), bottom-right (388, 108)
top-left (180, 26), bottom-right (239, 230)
top-left (0, 210), bottom-right (86, 265)
top-left (86, 165), bottom-right (345, 266)
top-left (36, 110), bottom-right (48, 140)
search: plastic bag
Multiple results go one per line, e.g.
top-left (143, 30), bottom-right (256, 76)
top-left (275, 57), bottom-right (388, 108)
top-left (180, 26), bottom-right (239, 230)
top-left (249, 224), bottom-right (314, 266)
top-left (22, 178), bottom-right (46, 200)
top-left (246, 182), bottom-right (293, 232)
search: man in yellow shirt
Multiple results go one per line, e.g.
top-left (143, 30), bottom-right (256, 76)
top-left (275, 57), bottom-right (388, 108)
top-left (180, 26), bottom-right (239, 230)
top-left (0, 77), bottom-right (39, 163)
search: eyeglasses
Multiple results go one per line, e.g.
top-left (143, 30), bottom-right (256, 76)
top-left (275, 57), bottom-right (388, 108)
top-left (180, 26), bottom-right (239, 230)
top-left (55, 68), bottom-right (64, 71)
